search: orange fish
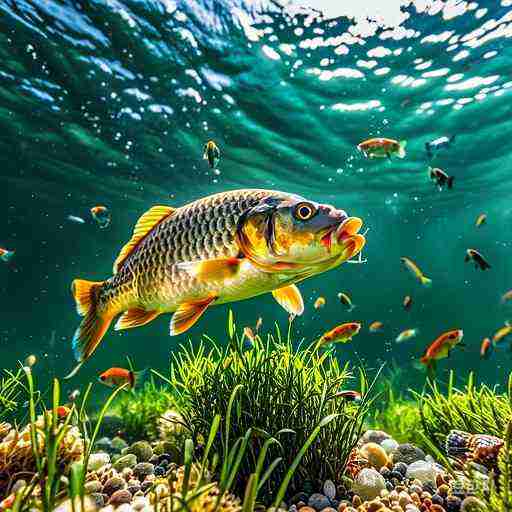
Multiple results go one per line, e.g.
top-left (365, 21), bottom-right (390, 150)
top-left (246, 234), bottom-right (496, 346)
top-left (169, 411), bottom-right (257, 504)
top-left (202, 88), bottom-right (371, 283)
top-left (318, 322), bottom-right (361, 346)
top-left (90, 206), bottom-right (111, 229)
top-left (369, 321), bottom-right (383, 333)
top-left (243, 326), bottom-right (256, 344)
top-left (403, 295), bottom-right (412, 310)
top-left (493, 322), bottom-right (512, 344)
top-left (357, 137), bottom-right (407, 159)
top-left (0, 248), bottom-right (15, 263)
top-left (314, 296), bottom-right (326, 309)
top-left (255, 317), bottom-right (263, 331)
top-left (480, 337), bottom-right (492, 359)
top-left (475, 214), bottom-right (487, 227)
top-left (99, 367), bottom-right (140, 389)
top-left (420, 329), bottom-right (464, 367)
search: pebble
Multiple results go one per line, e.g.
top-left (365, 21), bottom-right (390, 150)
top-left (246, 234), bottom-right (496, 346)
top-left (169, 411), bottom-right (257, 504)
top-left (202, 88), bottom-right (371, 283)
top-left (351, 468), bottom-right (386, 501)
top-left (111, 436), bottom-right (129, 453)
top-left (133, 462), bottom-right (155, 480)
top-left (360, 442), bottom-right (389, 469)
top-left (406, 460), bottom-right (436, 484)
top-left (113, 454), bottom-right (137, 472)
top-left (132, 496), bottom-right (150, 511)
top-left (127, 441), bottom-right (153, 462)
top-left (323, 480), bottom-right (336, 500)
top-left (360, 430), bottom-right (391, 445)
top-left (380, 438), bottom-right (399, 454)
top-left (95, 437), bottom-right (113, 452)
top-left (307, 493), bottom-right (331, 511)
top-left (391, 444), bottom-right (426, 465)
top-left (109, 489), bottom-right (132, 507)
top-left (84, 481), bottom-right (103, 494)
top-left (87, 453), bottom-right (111, 471)
top-left (103, 476), bottom-right (126, 496)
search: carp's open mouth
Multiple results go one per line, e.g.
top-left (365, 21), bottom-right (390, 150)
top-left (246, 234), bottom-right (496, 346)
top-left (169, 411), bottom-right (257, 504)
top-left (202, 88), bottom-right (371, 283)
top-left (321, 217), bottom-right (366, 263)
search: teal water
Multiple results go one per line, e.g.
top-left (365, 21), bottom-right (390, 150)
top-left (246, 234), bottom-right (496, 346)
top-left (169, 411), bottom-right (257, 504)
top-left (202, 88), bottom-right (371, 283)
top-left (1, 0), bottom-right (512, 391)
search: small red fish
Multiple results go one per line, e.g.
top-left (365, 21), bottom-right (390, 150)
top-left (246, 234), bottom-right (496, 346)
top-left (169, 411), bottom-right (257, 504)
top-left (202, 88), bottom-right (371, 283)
top-left (335, 390), bottom-right (361, 402)
top-left (420, 329), bottom-right (464, 367)
top-left (480, 337), bottom-right (492, 359)
top-left (465, 249), bottom-right (491, 270)
top-left (403, 295), bottom-right (412, 310)
top-left (99, 367), bottom-right (140, 389)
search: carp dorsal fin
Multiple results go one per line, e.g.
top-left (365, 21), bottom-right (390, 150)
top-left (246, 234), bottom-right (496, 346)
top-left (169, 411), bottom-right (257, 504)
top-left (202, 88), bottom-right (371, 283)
top-left (113, 205), bottom-right (175, 274)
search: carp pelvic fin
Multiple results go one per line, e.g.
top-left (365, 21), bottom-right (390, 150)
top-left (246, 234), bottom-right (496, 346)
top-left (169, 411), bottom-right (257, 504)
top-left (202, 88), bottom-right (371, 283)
top-left (170, 296), bottom-right (216, 336)
top-left (115, 308), bottom-right (160, 331)
top-left (66, 279), bottom-right (113, 379)
top-left (272, 284), bottom-right (304, 316)
top-left (176, 257), bottom-right (243, 282)
top-left (113, 205), bottom-right (175, 274)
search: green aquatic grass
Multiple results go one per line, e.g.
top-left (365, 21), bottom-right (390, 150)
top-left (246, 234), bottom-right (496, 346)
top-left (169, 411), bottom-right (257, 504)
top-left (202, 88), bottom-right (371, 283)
top-left (370, 387), bottom-right (423, 445)
top-left (5, 367), bottom-right (125, 511)
top-left (109, 377), bottom-right (178, 441)
top-left (413, 371), bottom-right (512, 452)
top-left (0, 367), bottom-right (25, 422)
top-left (159, 313), bottom-right (377, 502)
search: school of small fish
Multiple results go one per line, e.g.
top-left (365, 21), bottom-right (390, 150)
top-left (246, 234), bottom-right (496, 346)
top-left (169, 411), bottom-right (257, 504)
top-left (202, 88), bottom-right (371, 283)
top-left (4, 136), bottom-right (509, 384)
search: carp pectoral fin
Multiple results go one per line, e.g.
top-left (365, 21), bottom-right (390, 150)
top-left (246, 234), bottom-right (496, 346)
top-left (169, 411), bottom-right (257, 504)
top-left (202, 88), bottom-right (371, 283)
top-left (170, 296), bottom-right (216, 335)
top-left (272, 284), bottom-right (304, 316)
top-left (176, 258), bottom-right (243, 282)
top-left (115, 308), bottom-right (159, 331)
top-left (113, 205), bottom-right (176, 274)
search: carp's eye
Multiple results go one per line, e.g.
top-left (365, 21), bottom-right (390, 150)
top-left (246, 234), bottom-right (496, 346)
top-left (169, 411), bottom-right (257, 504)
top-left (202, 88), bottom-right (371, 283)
top-left (294, 202), bottom-right (316, 221)
top-left (449, 333), bottom-right (456, 339)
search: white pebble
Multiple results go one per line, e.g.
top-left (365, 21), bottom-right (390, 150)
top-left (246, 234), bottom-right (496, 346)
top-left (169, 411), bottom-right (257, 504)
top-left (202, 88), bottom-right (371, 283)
top-left (406, 460), bottom-right (436, 484)
top-left (87, 453), bottom-right (110, 471)
top-left (380, 438), bottom-right (399, 454)
top-left (323, 479), bottom-right (336, 500)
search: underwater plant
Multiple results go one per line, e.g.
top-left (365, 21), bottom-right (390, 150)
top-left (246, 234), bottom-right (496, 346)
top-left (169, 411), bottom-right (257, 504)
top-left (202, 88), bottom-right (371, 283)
top-left (0, 367), bottom-right (125, 510)
top-left (484, 421), bottom-right (512, 512)
top-left (415, 371), bottom-right (512, 452)
top-left (160, 313), bottom-right (375, 501)
top-left (369, 387), bottom-right (423, 446)
top-left (0, 367), bottom-right (24, 423)
top-left (108, 377), bottom-right (178, 442)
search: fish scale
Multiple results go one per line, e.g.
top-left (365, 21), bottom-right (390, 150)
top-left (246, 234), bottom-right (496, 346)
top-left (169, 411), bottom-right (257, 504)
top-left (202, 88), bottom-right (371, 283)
top-left (98, 189), bottom-right (277, 315)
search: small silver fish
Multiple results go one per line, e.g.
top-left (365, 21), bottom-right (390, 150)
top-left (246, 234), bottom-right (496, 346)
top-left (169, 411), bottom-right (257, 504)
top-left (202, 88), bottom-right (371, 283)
top-left (67, 215), bottom-right (85, 224)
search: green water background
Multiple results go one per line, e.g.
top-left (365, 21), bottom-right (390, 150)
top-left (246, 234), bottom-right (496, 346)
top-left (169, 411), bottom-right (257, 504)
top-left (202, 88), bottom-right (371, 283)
top-left (1, 0), bottom-right (511, 397)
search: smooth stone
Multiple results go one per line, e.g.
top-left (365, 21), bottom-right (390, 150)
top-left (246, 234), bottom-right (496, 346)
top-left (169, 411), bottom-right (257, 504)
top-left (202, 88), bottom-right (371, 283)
top-left (360, 442), bottom-right (389, 469)
top-left (109, 489), bottom-right (132, 507)
top-left (307, 493), bottom-right (331, 511)
top-left (296, 507), bottom-right (315, 512)
top-left (323, 480), bottom-right (336, 500)
top-left (84, 481), bottom-right (103, 494)
top-left (111, 436), bottom-right (129, 453)
top-left (360, 430), bottom-right (391, 445)
top-left (380, 438), bottom-right (399, 454)
top-left (127, 441), bottom-right (153, 462)
top-left (391, 444), bottom-right (426, 465)
top-left (95, 437), bottom-right (113, 452)
top-left (113, 454), bottom-right (138, 472)
top-left (132, 496), bottom-right (150, 511)
top-left (133, 462), bottom-right (155, 480)
top-left (288, 506), bottom-right (298, 512)
top-left (351, 468), bottom-right (386, 501)
top-left (103, 476), bottom-right (126, 496)
top-left (115, 504), bottom-right (134, 512)
top-left (406, 460), bottom-right (436, 484)
top-left (87, 453), bottom-right (111, 471)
